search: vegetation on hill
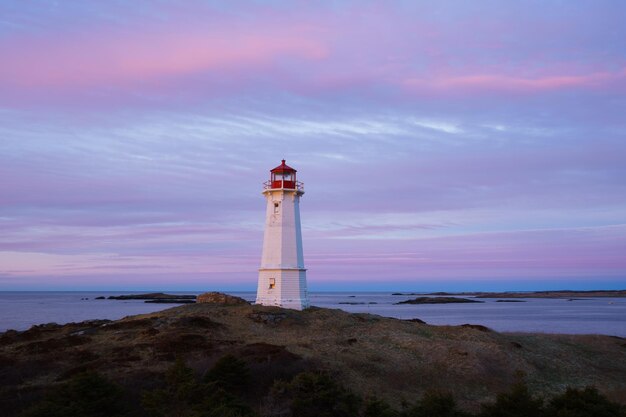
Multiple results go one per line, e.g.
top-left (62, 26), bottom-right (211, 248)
top-left (17, 361), bottom-right (624, 417)
top-left (1, 301), bottom-right (625, 416)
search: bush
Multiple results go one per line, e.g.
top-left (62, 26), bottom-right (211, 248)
top-left (142, 357), bottom-right (255, 417)
top-left (194, 390), bottom-right (256, 417)
top-left (545, 386), bottom-right (624, 417)
top-left (20, 372), bottom-right (132, 417)
top-left (363, 397), bottom-right (398, 417)
top-left (142, 358), bottom-right (201, 417)
top-left (479, 381), bottom-right (544, 417)
top-left (269, 371), bottom-right (360, 417)
top-left (404, 391), bottom-right (469, 417)
top-left (204, 355), bottom-right (250, 393)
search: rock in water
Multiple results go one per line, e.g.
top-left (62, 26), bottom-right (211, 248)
top-left (196, 292), bottom-right (249, 305)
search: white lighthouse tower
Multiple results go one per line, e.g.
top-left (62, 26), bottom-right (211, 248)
top-left (256, 160), bottom-right (309, 310)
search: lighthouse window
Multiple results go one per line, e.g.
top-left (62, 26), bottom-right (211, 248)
top-left (274, 202), bottom-right (280, 213)
top-left (269, 278), bottom-right (275, 289)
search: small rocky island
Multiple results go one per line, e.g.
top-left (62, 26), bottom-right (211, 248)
top-left (474, 290), bottom-right (626, 298)
top-left (395, 296), bottom-right (484, 305)
top-left (100, 292), bottom-right (252, 305)
top-left (418, 290), bottom-right (626, 298)
top-left (338, 301), bottom-right (378, 305)
top-left (103, 292), bottom-right (197, 304)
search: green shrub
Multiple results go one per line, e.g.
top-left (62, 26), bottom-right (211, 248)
top-left (479, 381), bottom-right (544, 417)
top-left (142, 358), bottom-right (255, 417)
top-left (204, 355), bottom-right (250, 393)
top-left (194, 388), bottom-right (256, 417)
top-left (404, 391), bottom-right (469, 417)
top-left (270, 371), bottom-right (360, 417)
top-left (363, 396), bottom-right (398, 417)
top-left (545, 386), bottom-right (624, 417)
top-left (20, 372), bottom-right (132, 417)
top-left (142, 358), bottom-right (201, 417)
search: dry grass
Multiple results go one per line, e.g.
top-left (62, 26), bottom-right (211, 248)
top-left (0, 303), bottom-right (625, 413)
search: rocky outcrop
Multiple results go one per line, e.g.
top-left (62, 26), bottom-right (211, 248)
top-left (196, 292), bottom-right (249, 305)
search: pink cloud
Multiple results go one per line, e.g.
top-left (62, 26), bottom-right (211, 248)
top-left (403, 68), bottom-right (626, 93)
top-left (1, 2), bottom-right (625, 110)
top-left (0, 23), bottom-right (327, 90)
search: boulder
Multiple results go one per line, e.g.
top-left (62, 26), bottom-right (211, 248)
top-left (196, 292), bottom-right (249, 305)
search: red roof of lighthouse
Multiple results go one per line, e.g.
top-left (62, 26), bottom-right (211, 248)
top-left (270, 159), bottom-right (297, 173)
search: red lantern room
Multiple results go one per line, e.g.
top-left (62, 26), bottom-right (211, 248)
top-left (264, 159), bottom-right (303, 191)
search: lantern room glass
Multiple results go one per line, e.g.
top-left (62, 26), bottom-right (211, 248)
top-left (271, 172), bottom-right (296, 188)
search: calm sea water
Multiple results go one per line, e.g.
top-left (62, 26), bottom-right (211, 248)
top-left (0, 291), bottom-right (625, 337)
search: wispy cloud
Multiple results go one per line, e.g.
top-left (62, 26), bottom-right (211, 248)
top-left (1, 1), bottom-right (625, 288)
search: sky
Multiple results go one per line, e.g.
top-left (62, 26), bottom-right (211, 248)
top-left (1, 1), bottom-right (625, 291)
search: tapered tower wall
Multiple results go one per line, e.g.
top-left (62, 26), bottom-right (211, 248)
top-left (256, 167), bottom-right (309, 310)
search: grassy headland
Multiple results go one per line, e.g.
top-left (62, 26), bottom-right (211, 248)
top-left (1, 300), bottom-right (625, 415)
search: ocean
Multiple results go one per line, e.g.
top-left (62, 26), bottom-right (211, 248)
top-left (1, 291), bottom-right (625, 337)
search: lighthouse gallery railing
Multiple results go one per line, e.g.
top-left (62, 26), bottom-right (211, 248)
top-left (263, 180), bottom-right (304, 191)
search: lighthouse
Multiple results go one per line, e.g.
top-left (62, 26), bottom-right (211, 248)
top-left (256, 160), bottom-right (310, 310)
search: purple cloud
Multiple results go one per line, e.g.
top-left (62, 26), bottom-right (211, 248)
top-left (0, 1), bottom-right (625, 290)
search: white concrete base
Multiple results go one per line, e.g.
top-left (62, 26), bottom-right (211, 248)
top-left (256, 268), bottom-right (309, 310)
